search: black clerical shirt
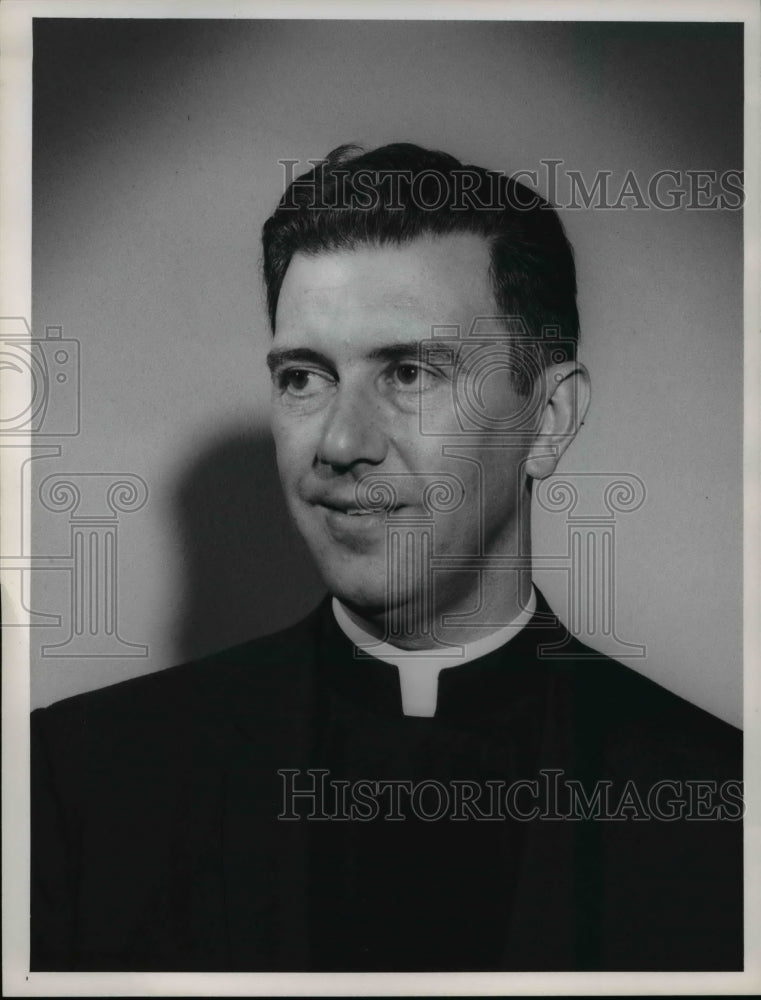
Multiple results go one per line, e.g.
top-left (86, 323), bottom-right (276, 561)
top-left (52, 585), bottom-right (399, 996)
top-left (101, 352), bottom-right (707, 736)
top-left (30, 592), bottom-right (743, 971)
top-left (310, 608), bottom-right (554, 971)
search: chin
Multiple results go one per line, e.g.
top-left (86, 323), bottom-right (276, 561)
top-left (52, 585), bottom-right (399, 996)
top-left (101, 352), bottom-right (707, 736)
top-left (314, 563), bottom-right (388, 611)
top-left (323, 575), bottom-right (388, 615)
top-left (305, 533), bottom-right (423, 615)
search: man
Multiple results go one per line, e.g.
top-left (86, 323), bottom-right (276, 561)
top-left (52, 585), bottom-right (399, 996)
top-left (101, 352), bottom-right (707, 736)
top-left (31, 143), bottom-right (742, 972)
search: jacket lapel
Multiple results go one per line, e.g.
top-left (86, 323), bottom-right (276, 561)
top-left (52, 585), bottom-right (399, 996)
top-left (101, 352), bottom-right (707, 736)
top-left (500, 590), bottom-right (603, 970)
top-left (217, 610), bottom-right (323, 970)
top-left (500, 671), bottom-right (579, 969)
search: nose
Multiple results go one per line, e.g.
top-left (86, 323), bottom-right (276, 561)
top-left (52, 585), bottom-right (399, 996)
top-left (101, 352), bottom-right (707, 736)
top-left (316, 384), bottom-right (388, 471)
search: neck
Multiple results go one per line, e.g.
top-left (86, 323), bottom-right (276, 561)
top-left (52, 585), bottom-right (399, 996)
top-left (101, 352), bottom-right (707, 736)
top-left (340, 563), bottom-right (534, 651)
top-left (337, 494), bottom-right (535, 650)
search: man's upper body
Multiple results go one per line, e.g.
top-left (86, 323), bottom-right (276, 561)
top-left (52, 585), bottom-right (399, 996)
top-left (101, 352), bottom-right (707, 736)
top-left (31, 143), bottom-right (744, 971)
top-left (32, 590), bottom-right (742, 972)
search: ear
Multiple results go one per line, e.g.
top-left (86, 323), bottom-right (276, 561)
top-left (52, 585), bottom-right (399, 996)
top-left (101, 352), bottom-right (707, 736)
top-left (524, 362), bottom-right (591, 481)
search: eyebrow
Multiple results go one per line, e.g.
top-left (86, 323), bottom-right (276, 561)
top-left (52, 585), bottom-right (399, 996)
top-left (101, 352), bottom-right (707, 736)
top-left (367, 342), bottom-right (423, 363)
top-left (266, 347), bottom-right (331, 373)
top-left (266, 341), bottom-right (424, 373)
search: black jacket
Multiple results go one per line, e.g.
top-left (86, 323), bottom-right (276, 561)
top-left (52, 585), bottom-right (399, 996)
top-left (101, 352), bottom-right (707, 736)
top-left (31, 592), bottom-right (743, 971)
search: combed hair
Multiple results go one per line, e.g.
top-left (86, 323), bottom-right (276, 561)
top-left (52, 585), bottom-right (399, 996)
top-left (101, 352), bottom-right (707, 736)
top-left (261, 143), bottom-right (579, 391)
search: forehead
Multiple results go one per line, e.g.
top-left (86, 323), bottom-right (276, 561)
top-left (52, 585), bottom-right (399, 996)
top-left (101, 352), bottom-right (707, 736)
top-left (274, 233), bottom-right (495, 347)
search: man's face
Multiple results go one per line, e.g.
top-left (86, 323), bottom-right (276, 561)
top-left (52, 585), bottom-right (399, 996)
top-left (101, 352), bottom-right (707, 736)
top-left (268, 233), bottom-right (542, 621)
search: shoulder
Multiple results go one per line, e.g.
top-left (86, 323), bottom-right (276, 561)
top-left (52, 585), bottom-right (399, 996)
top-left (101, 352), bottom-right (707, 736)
top-left (556, 632), bottom-right (741, 779)
top-left (32, 599), bottom-right (327, 759)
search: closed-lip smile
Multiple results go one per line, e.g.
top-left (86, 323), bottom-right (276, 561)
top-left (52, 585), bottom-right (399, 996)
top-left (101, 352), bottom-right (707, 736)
top-left (312, 496), bottom-right (405, 515)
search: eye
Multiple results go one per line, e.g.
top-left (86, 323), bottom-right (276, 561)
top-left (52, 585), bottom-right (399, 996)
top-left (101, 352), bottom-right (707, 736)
top-left (389, 362), bottom-right (438, 392)
top-left (274, 367), bottom-right (332, 398)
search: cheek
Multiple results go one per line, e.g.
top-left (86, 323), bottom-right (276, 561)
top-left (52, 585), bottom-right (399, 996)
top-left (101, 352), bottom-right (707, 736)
top-left (272, 440), bottom-right (306, 499)
top-left (272, 414), bottom-right (314, 464)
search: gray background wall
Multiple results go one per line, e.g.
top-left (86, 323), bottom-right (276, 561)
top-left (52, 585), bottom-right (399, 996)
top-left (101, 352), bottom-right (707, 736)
top-left (30, 19), bottom-right (743, 725)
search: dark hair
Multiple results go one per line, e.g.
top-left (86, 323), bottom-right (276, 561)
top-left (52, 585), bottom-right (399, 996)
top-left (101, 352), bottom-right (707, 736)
top-left (261, 143), bottom-right (579, 390)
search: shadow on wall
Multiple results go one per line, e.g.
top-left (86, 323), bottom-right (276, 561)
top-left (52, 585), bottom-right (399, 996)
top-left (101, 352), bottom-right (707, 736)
top-left (172, 427), bottom-right (326, 663)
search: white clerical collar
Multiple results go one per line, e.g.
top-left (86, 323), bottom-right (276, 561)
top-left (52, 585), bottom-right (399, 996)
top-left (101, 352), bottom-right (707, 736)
top-left (331, 587), bottom-right (537, 718)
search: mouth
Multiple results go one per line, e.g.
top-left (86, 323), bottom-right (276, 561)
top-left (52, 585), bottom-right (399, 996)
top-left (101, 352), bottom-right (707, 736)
top-left (313, 499), bottom-right (408, 542)
top-left (314, 497), bottom-right (406, 517)
top-left (331, 506), bottom-right (391, 517)
top-left (320, 503), bottom-right (404, 521)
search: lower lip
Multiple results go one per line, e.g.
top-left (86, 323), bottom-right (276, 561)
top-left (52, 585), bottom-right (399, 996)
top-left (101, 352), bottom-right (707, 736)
top-left (322, 506), bottom-right (404, 539)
